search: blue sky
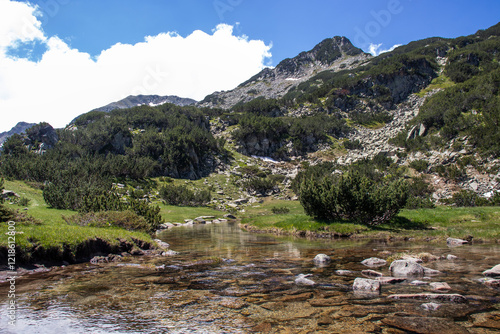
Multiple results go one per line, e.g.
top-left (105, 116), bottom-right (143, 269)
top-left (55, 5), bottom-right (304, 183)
top-left (0, 0), bottom-right (499, 132)
top-left (31, 0), bottom-right (500, 63)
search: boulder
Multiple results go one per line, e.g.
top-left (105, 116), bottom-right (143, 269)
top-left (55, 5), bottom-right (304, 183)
top-left (154, 239), bottom-right (170, 250)
top-left (313, 254), bottom-right (331, 266)
top-left (389, 260), bottom-right (425, 277)
top-left (361, 257), bottom-right (387, 267)
top-left (446, 237), bottom-right (470, 246)
top-left (483, 264), bottom-right (500, 277)
top-left (353, 278), bottom-right (381, 292)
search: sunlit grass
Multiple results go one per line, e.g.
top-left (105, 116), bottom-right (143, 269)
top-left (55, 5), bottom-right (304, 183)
top-left (241, 198), bottom-right (500, 241)
top-left (0, 180), bottom-right (154, 261)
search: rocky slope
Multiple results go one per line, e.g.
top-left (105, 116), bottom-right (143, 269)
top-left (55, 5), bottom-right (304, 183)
top-left (199, 36), bottom-right (371, 109)
top-left (0, 122), bottom-right (36, 147)
top-left (93, 94), bottom-right (196, 113)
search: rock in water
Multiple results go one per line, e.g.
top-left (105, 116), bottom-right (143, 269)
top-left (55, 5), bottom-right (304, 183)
top-left (483, 264), bottom-right (500, 277)
top-left (295, 274), bottom-right (315, 286)
top-left (389, 260), bottom-right (425, 277)
top-left (446, 237), bottom-right (469, 246)
top-left (382, 316), bottom-right (469, 334)
top-left (353, 278), bottom-right (381, 292)
top-left (361, 257), bottom-right (387, 267)
top-left (313, 254), bottom-right (331, 266)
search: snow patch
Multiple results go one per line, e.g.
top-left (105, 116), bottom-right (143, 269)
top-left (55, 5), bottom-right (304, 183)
top-left (251, 155), bottom-right (278, 163)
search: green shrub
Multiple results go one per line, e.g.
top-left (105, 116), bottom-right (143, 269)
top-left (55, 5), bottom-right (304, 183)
top-left (298, 170), bottom-right (409, 226)
top-left (64, 210), bottom-right (150, 232)
top-left (271, 206), bottom-right (290, 214)
top-left (159, 183), bottom-right (211, 206)
top-left (409, 160), bottom-right (429, 173)
top-left (446, 190), bottom-right (489, 207)
top-left (242, 177), bottom-right (277, 195)
top-left (344, 139), bottom-right (363, 150)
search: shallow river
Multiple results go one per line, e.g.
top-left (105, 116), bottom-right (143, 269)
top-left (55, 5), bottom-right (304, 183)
top-left (1, 222), bottom-right (499, 333)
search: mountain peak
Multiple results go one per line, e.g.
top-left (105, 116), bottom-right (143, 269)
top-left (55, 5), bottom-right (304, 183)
top-left (92, 94), bottom-right (197, 113)
top-left (199, 36), bottom-right (369, 109)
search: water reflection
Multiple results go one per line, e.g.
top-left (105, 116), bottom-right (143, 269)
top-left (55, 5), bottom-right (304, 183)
top-left (1, 222), bottom-right (499, 333)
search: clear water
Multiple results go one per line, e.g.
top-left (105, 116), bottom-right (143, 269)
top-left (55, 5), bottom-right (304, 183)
top-left (1, 222), bottom-right (499, 333)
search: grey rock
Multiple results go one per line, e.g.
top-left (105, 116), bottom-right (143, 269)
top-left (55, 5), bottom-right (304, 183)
top-left (389, 260), bottom-right (425, 277)
top-left (388, 293), bottom-right (467, 303)
top-left (313, 254), bottom-right (331, 266)
top-left (353, 278), bottom-right (381, 292)
top-left (421, 302), bottom-right (441, 311)
top-left (361, 269), bottom-right (383, 278)
top-left (429, 282), bottom-right (451, 291)
top-left (334, 270), bottom-right (357, 276)
top-left (483, 264), bottom-right (500, 277)
top-left (295, 274), bottom-right (315, 286)
top-left (154, 239), bottom-right (170, 250)
top-left (447, 237), bottom-right (470, 246)
top-left (361, 257), bottom-right (387, 267)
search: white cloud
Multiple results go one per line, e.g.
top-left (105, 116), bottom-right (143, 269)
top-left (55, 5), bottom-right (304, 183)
top-left (367, 43), bottom-right (402, 56)
top-left (0, 0), bottom-right (272, 132)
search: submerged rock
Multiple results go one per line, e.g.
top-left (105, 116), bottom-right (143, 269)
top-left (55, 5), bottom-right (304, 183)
top-left (334, 270), bottom-right (357, 276)
top-left (429, 282), bottom-right (451, 291)
top-left (421, 302), bottom-right (441, 311)
top-left (361, 257), bottom-right (387, 267)
top-left (388, 293), bottom-right (467, 303)
top-left (389, 260), bottom-right (425, 277)
top-left (154, 239), bottom-right (170, 250)
top-left (483, 264), bottom-right (500, 277)
top-left (295, 274), bottom-right (316, 286)
top-left (313, 254), bottom-right (331, 266)
top-left (352, 277), bottom-right (381, 292)
top-left (361, 269), bottom-right (383, 278)
top-left (382, 316), bottom-right (469, 334)
top-left (446, 237), bottom-right (470, 246)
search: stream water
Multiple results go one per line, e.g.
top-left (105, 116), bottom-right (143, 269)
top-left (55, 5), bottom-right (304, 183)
top-left (1, 222), bottom-right (499, 333)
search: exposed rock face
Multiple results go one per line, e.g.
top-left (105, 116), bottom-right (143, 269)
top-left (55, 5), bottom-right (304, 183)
top-left (199, 36), bottom-right (370, 109)
top-left (23, 123), bottom-right (59, 153)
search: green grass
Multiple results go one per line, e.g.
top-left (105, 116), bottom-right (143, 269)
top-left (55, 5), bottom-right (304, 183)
top-left (240, 198), bottom-right (500, 241)
top-left (159, 203), bottom-right (223, 223)
top-left (416, 75), bottom-right (455, 97)
top-left (0, 180), bottom-right (154, 262)
top-left (240, 198), bottom-right (369, 235)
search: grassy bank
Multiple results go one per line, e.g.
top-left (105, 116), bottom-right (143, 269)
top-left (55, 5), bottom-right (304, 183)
top-left (0, 180), bottom-right (155, 264)
top-left (240, 198), bottom-right (500, 242)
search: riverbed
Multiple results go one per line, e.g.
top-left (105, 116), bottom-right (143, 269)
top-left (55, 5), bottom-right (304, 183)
top-left (1, 222), bottom-right (499, 333)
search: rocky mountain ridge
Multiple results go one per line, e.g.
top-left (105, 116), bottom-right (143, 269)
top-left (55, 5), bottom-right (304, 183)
top-left (0, 122), bottom-right (36, 147)
top-left (93, 94), bottom-right (197, 113)
top-left (198, 36), bottom-right (371, 109)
